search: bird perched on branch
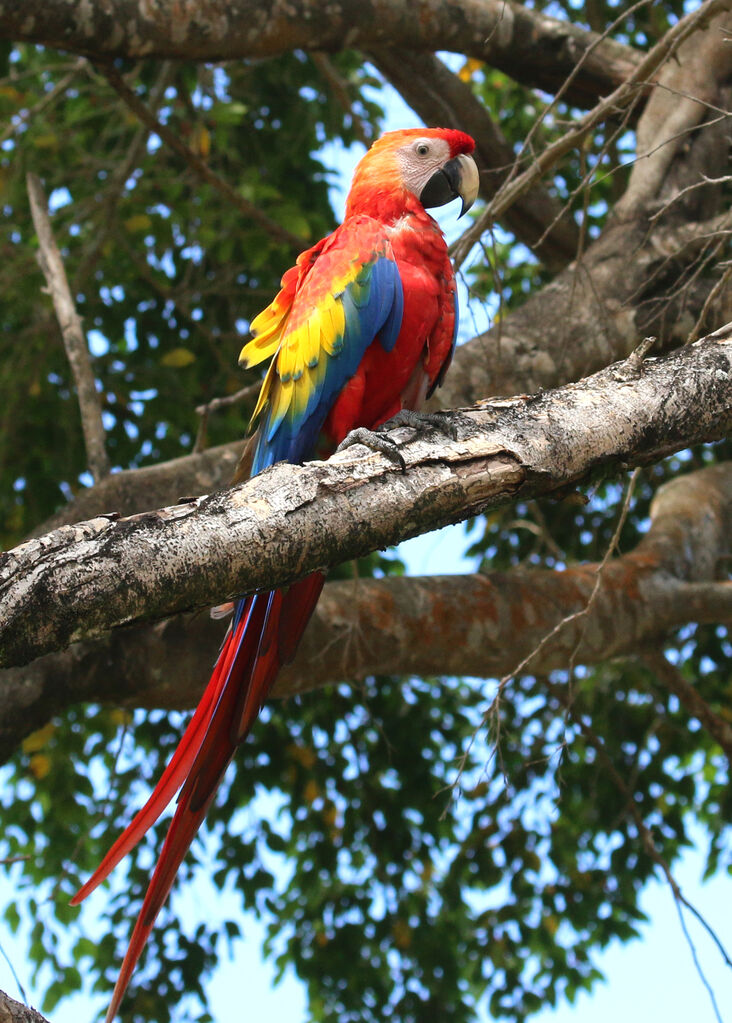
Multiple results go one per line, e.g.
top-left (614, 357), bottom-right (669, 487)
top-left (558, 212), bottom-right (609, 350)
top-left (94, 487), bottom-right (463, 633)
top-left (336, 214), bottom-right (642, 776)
top-left (72, 126), bottom-right (478, 1020)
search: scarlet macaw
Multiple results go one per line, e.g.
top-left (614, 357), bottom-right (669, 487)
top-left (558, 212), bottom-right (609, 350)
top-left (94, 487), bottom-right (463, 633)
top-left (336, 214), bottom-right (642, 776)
top-left (72, 126), bottom-right (478, 1020)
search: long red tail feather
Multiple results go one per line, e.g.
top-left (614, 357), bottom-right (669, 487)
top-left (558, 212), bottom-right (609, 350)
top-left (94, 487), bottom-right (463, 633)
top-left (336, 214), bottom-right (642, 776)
top-left (74, 574), bottom-right (324, 1021)
top-left (70, 597), bottom-right (256, 906)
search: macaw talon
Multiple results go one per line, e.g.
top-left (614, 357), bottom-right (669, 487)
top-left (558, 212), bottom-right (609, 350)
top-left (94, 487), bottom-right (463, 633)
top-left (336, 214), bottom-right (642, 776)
top-left (379, 407), bottom-right (475, 442)
top-left (335, 426), bottom-right (407, 471)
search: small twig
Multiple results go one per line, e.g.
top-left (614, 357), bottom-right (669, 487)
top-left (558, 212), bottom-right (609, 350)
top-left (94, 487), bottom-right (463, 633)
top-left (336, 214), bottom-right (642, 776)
top-left (0, 939), bottom-right (27, 1010)
top-left (193, 382), bottom-right (260, 453)
top-left (671, 896), bottom-right (725, 1023)
top-left (450, 0), bottom-right (730, 268)
top-left (311, 53), bottom-right (373, 149)
top-left (615, 335), bottom-right (657, 379)
top-left (26, 172), bottom-right (110, 482)
top-left (73, 60), bottom-right (176, 289)
top-left (448, 468), bottom-right (640, 797)
top-left (52, 719), bottom-right (131, 902)
top-left (649, 172), bottom-right (732, 226)
top-left (573, 713), bottom-right (730, 1023)
top-left (99, 64), bottom-right (305, 253)
top-left (643, 649), bottom-right (732, 763)
top-left (0, 59), bottom-right (84, 146)
top-left (687, 263), bottom-right (732, 344)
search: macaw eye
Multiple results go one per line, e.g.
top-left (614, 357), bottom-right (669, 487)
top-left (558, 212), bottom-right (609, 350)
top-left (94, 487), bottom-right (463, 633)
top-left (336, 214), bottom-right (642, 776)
top-left (416, 142), bottom-right (430, 156)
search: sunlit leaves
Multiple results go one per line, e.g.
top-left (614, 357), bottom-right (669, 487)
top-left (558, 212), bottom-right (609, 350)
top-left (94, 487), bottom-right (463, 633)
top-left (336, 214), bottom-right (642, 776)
top-left (1, 10), bottom-right (731, 1023)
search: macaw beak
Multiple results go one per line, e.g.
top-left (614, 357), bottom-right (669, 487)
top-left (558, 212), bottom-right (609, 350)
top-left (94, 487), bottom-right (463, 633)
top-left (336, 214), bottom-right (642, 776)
top-left (419, 153), bottom-right (479, 217)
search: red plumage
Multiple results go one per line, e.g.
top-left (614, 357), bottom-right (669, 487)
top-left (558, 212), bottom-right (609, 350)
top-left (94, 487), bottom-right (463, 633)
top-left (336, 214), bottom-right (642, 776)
top-left (73, 127), bottom-right (477, 1020)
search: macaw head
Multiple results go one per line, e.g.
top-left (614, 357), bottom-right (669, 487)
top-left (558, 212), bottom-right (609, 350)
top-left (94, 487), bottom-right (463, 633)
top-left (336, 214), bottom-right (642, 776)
top-left (345, 127), bottom-right (479, 220)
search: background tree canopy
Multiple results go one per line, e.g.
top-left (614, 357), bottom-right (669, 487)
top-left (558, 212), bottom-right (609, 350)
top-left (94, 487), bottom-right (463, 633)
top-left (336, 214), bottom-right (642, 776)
top-left (0, 2), bottom-right (731, 1022)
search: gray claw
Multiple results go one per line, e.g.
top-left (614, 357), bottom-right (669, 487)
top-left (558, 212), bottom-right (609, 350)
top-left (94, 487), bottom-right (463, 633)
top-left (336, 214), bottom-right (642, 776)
top-left (336, 427), bottom-right (407, 471)
top-left (380, 408), bottom-right (474, 441)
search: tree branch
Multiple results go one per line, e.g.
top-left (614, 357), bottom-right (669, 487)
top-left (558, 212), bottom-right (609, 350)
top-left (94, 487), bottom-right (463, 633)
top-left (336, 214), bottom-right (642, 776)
top-left (0, 0), bottom-right (642, 108)
top-left (1, 326), bottom-right (730, 671)
top-left (0, 990), bottom-right (49, 1023)
top-left (72, 60), bottom-right (176, 289)
top-left (450, 3), bottom-right (732, 268)
top-left (26, 441), bottom-right (244, 537)
top-left (26, 172), bottom-right (110, 482)
top-left (2, 460), bottom-right (732, 761)
top-left (642, 649), bottom-right (732, 762)
top-left (438, 204), bottom-right (732, 408)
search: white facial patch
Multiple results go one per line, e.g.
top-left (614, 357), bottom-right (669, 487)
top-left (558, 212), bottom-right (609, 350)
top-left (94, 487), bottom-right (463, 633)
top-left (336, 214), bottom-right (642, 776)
top-left (396, 137), bottom-right (452, 200)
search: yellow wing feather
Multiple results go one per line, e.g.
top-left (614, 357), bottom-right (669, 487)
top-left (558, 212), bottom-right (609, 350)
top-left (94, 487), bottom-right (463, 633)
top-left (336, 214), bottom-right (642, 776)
top-left (241, 224), bottom-right (397, 449)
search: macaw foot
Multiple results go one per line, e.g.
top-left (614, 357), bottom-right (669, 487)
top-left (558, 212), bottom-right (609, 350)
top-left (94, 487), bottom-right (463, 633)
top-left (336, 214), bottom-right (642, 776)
top-left (336, 426), bottom-right (407, 470)
top-left (379, 408), bottom-right (464, 440)
top-left (336, 409), bottom-right (474, 470)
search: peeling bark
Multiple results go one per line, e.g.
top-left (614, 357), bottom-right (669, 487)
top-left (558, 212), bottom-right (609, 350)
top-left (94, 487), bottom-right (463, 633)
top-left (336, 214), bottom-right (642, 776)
top-left (2, 461), bottom-right (731, 762)
top-left (0, 0), bottom-right (641, 107)
top-left (2, 328), bottom-right (730, 672)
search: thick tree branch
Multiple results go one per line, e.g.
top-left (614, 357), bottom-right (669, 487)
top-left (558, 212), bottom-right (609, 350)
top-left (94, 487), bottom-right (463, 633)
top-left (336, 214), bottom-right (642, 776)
top-left (1, 326), bottom-right (730, 671)
top-left (0, 0), bottom-right (641, 108)
top-left (26, 441), bottom-right (243, 537)
top-left (2, 461), bottom-right (731, 762)
top-left (26, 173), bottom-right (110, 482)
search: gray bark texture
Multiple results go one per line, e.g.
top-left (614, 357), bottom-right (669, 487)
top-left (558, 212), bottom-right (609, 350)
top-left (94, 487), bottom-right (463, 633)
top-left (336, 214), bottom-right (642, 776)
top-left (0, 991), bottom-right (49, 1023)
top-left (0, 0), bottom-right (640, 106)
top-left (2, 460), bottom-right (731, 764)
top-left (1, 327), bottom-right (731, 674)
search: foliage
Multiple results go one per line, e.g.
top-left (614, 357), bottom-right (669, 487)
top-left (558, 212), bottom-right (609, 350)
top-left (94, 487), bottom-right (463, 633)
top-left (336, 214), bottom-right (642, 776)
top-left (0, 6), bottom-right (730, 1023)
top-left (0, 49), bottom-right (381, 544)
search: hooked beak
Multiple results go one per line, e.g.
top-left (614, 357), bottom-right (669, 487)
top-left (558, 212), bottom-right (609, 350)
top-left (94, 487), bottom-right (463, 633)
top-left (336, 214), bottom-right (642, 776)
top-left (419, 153), bottom-right (479, 218)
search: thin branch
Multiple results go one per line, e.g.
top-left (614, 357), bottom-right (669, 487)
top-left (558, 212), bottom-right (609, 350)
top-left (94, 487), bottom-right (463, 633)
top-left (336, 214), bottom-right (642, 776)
top-left (0, 58), bottom-right (84, 146)
top-left (687, 263), bottom-right (732, 344)
top-left (98, 64), bottom-right (305, 253)
top-left (193, 382), bottom-right (260, 453)
top-left (450, 0), bottom-right (732, 268)
top-left (0, 947), bottom-right (27, 1013)
top-left (671, 896), bottom-right (725, 1023)
top-left (572, 713), bottom-right (731, 1023)
top-left (73, 60), bottom-right (176, 289)
top-left (493, 0), bottom-right (654, 208)
top-left (450, 464), bottom-right (640, 795)
top-left (311, 53), bottom-right (373, 149)
top-left (643, 649), bottom-right (732, 763)
top-left (26, 173), bottom-right (110, 482)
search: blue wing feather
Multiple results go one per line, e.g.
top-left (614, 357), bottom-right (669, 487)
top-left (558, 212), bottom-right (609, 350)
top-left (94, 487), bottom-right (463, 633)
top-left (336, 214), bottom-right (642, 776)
top-left (252, 247), bottom-right (403, 473)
